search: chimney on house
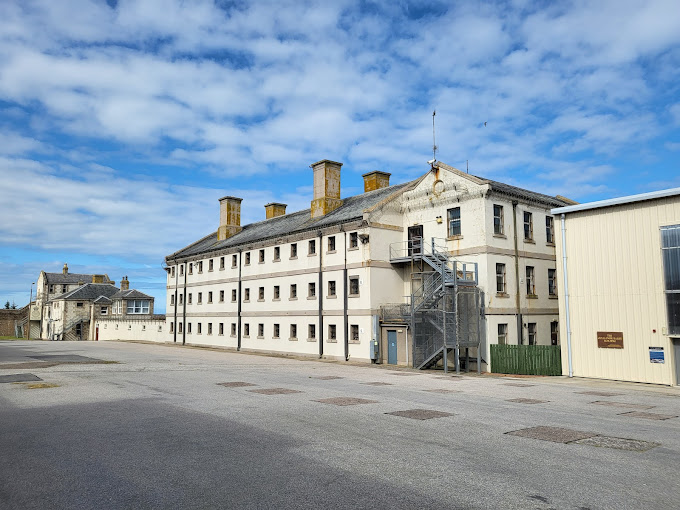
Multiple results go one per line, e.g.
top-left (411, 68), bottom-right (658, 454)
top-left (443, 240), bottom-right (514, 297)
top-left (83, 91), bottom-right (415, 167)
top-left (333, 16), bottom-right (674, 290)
top-left (264, 203), bottom-right (287, 219)
top-left (217, 196), bottom-right (243, 241)
top-left (362, 171), bottom-right (391, 192)
top-left (63, 263), bottom-right (68, 275)
top-left (120, 276), bottom-right (129, 291)
top-left (311, 160), bottom-right (343, 219)
top-left (92, 275), bottom-right (104, 284)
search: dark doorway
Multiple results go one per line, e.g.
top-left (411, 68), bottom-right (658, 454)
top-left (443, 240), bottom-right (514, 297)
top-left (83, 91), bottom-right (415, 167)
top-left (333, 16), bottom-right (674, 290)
top-left (408, 225), bottom-right (423, 256)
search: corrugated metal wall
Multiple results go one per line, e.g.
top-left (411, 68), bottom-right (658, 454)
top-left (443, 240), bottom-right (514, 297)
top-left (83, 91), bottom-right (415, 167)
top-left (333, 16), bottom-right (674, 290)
top-left (556, 197), bottom-right (680, 385)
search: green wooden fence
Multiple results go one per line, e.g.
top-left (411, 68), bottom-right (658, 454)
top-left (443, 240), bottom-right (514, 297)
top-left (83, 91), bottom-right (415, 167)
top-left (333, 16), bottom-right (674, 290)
top-left (490, 345), bottom-right (562, 376)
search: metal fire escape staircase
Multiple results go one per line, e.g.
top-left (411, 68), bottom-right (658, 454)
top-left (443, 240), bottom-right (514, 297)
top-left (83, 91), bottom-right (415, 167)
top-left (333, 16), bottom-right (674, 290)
top-left (387, 238), bottom-right (483, 373)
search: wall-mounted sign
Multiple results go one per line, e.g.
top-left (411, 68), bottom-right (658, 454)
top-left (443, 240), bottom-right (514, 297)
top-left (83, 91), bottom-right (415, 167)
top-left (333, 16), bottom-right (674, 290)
top-left (597, 331), bottom-right (624, 349)
top-left (649, 347), bottom-right (664, 363)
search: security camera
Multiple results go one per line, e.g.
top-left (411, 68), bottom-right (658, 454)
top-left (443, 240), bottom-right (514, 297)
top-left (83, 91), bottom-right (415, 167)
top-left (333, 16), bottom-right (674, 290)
top-left (428, 159), bottom-right (436, 165)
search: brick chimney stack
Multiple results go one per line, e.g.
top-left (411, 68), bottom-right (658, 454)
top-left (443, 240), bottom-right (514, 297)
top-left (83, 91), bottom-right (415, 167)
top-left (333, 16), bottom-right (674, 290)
top-left (63, 263), bottom-right (68, 275)
top-left (264, 203), bottom-right (287, 219)
top-left (311, 160), bottom-right (343, 219)
top-left (362, 171), bottom-right (391, 192)
top-left (217, 196), bottom-right (243, 241)
top-left (120, 276), bottom-right (129, 291)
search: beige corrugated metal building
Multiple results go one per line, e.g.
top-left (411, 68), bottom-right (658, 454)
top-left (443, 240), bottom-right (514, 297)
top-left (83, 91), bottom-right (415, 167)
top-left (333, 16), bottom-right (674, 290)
top-left (552, 188), bottom-right (680, 386)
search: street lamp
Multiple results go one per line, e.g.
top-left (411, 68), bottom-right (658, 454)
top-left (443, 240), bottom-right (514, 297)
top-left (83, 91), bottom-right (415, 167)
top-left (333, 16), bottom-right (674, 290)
top-left (27, 282), bottom-right (35, 340)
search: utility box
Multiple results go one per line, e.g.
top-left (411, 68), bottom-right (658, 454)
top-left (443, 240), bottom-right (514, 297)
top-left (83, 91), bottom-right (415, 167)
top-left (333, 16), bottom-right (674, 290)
top-left (370, 339), bottom-right (379, 362)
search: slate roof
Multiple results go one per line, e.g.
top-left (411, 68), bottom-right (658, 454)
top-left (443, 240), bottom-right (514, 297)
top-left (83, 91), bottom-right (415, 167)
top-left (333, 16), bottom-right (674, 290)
top-left (56, 283), bottom-right (120, 302)
top-left (111, 289), bottom-right (153, 300)
top-left (93, 296), bottom-right (112, 304)
top-left (480, 178), bottom-right (572, 208)
top-left (167, 182), bottom-right (412, 261)
top-left (44, 272), bottom-right (112, 285)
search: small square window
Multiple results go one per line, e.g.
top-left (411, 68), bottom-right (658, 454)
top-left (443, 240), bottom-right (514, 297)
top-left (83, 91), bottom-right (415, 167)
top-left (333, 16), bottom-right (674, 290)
top-left (328, 236), bottom-right (336, 252)
top-left (308, 240), bottom-right (316, 255)
top-left (351, 324), bottom-right (359, 341)
top-left (259, 249), bottom-right (265, 263)
top-left (328, 280), bottom-right (336, 296)
top-left (77, 302), bottom-right (83, 308)
top-left (274, 246), bottom-right (280, 261)
top-left (274, 323), bottom-right (280, 338)
top-left (349, 277), bottom-right (359, 296)
top-left (290, 243), bottom-right (297, 258)
top-left (349, 232), bottom-right (358, 248)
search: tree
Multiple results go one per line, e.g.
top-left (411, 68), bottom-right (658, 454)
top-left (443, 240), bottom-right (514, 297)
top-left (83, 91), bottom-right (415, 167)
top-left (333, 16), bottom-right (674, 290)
top-left (11, 301), bottom-right (17, 309)
top-left (4, 301), bottom-right (9, 309)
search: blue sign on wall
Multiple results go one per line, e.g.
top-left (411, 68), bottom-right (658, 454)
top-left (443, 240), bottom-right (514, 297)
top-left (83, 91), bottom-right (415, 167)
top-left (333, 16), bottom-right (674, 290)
top-left (649, 347), bottom-right (664, 364)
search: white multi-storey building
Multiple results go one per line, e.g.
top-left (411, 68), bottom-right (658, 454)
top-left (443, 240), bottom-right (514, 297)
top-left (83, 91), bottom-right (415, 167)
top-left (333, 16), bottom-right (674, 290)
top-left (165, 160), bottom-right (570, 369)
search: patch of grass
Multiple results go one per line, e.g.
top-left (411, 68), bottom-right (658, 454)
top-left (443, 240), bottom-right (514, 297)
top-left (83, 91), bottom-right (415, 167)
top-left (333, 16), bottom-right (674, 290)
top-left (26, 383), bottom-right (60, 389)
top-left (0, 336), bottom-right (24, 340)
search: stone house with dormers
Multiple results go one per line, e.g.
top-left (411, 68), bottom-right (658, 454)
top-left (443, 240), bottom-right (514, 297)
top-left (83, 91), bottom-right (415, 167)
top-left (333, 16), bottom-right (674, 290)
top-left (164, 159), bottom-right (571, 370)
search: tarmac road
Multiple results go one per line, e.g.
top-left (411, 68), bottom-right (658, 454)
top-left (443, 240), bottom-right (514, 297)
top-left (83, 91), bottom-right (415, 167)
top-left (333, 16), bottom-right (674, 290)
top-left (1, 340), bottom-right (679, 510)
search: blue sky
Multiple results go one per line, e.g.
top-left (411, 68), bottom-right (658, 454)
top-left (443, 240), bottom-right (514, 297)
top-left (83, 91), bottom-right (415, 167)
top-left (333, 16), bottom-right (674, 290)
top-left (1, 0), bottom-right (679, 313)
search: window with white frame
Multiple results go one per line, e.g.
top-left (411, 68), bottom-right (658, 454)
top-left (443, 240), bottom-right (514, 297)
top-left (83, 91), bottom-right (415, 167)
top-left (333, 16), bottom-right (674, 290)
top-left (496, 263), bottom-right (506, 294)
top-left (546, 216), bottom-right (555, 244)
top-left (328, 236), bottom-right (336, 252)
top-left (447, 207), bottom-right (461, 237)
top-left (550, 321), bottom-right (559, 345)
top-left (290, 243), bottom-right (297, 258)
top-left (308, 324), bottom-right (316, 340)
top-left (349, 277), bottom-right (359, 296)
top-left (548, 269), bottom-right (557, 296)
top-left (524, 211), bottom-right (533, 241)
top-left (528, 323), bottom-right (537, 345)
top-left (493, 205), bottom-right (504, 235)
top-left (349, 232), bottom-right (358, 248)
top-left (498, 323), bottom-right (507, 345)
top-left (127, 300), bottom-right (149, 314)
top-left (526, 266), bottom-right (536, 296)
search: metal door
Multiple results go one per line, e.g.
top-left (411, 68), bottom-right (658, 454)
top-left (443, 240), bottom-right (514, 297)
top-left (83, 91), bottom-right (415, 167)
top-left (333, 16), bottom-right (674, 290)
top-left (388, 330), bottom-right (398, 365)
top-left (408, 225), bottom-right (423, 256)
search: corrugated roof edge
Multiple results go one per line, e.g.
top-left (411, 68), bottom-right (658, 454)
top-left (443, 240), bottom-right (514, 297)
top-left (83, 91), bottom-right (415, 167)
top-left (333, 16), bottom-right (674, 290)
top-left (551, 187), bottom-right (680, 215)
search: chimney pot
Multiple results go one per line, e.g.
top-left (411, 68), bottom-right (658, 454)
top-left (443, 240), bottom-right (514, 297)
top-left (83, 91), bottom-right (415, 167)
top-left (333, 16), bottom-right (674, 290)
top-left (264, 203), bottom-right (287, 219)
top-left (217, 196), bottom-right (243, 241)
top-left (63, 263), bottom-right (68, 275)
top-left (362, 171), bottom-right (391, 192)
top-left (120, 276), bottom-right (129, 291)
top-left (311, 159), bottom-right (343, 219)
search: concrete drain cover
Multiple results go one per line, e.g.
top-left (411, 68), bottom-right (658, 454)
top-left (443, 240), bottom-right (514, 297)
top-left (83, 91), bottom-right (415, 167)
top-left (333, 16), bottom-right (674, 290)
top-left (362, 382), bottom-right (392, 386)
top-left (433, 376), bottom-right (461, 380)
top-left (618, 411), bottom-right (678, 420)
top-left (217, 382), bottom-right (257, 388)
top-left (313, 376), bottom-right (343, 380)
top-left (590, 401), bottom-right (654, 410)
top-left (315, 397), bottom-right (378, 406)
top-left (506, 398), bottom-right (549, 404)
top-left (388, 372), bottom-right (417, 376)
top-left (504, 383), bottom-right (535, 387)
top-left (0, 373), bottom-right (43, 383)
top-left (577, 391), bottom-right (623, 397)
top-left (28, 355), bottom-right (97, 362)
top-left (574, 436), bottom-right (660, 451)
top-left (247, 388), bottom-right (302, 395)
top-left (424, 389), bottom-right (459, 394)
top-left (506, 426), bottom-right (597, 443)
top-left (386, 409), bottom-right (453, 420)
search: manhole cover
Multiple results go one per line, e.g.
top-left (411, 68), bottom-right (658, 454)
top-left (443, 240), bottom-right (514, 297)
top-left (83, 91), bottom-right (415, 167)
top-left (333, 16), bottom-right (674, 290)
top-left (590, 401), bottom-right (654, 410)
top-left (362, 382), bottom-right (392, 386)
top-left (315, 397), bottom-right (379, 406)
top-left (217, 382), bottom-right (257, 388)
top-left (576, 391), bottom-right (623, 397)
top-left (313, 376), bottom-right (343, 380)
top-left (506, 426), bottom-right (597, 443)
top-left (506, 398), bottom-right (549, 404)
top-left (574, 436), bottom-right (660, 451)
top-left (247, 388), bottom-right (302, 395)
top-left (28, 355), bottom-right (97, 362)
top-left (388, 372), bottom-right (417, 376)
top-left (618, 411), bottom-right (678, 420)
top-left (423, 389), bottom-right (459, 394)
top-left (0, 373), bottom-right (43, 383)
top-left (386, 409), bottom-right (454, 420)
top-left (504, 383), bottom-right (535, 387)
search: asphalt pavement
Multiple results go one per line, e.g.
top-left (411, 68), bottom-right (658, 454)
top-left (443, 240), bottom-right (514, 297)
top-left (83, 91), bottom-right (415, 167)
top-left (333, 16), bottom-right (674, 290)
top-left (1, 340), bottom-right (679, 510)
